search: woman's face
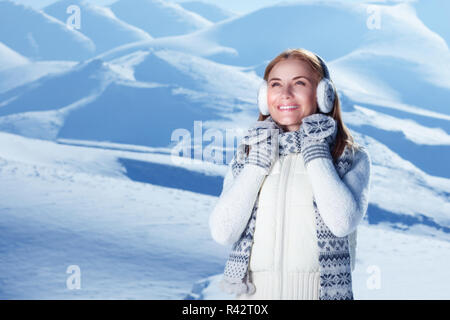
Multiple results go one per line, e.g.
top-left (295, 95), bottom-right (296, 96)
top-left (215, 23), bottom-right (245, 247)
top-left (267, 57), bottom-right (319, 132)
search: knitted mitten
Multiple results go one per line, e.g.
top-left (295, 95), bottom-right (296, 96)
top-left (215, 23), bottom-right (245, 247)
top-left (299, 113), bottom-right (337, 166)
top-left (242, 124), bottom-right (279, 174)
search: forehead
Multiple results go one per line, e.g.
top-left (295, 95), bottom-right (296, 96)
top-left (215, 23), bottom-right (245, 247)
top-left (269, 58), bottom-right (317, 79)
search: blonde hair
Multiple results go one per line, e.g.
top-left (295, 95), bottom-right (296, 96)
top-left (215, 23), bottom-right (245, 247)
top-left (257, 48), bottom-right (359, 162)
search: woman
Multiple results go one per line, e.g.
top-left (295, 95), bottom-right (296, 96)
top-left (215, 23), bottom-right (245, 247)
top-left (209, 48), bottom-right (371, 300)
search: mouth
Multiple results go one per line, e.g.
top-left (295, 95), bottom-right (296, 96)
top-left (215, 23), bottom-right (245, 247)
top-left (277, 105), bottom-right (300, 111)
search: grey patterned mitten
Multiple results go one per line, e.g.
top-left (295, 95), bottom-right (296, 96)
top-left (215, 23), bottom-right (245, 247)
top-left (242, 125), bottom-right (279, 175)
top-left (299, 113), bottom-right (337, 166)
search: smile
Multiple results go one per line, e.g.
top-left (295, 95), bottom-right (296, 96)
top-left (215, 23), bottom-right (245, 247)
top-left (278, 105), bottom-right (299, 111)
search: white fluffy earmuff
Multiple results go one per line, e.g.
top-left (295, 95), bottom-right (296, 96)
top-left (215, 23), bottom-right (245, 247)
top-left (257, 53), bottom-right (336, 115)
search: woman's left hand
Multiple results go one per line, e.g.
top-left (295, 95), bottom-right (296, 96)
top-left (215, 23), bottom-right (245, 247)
top-left (299, 113), bottom-right (337, 147)
top-left (299, 113), bottom-right (337, 165)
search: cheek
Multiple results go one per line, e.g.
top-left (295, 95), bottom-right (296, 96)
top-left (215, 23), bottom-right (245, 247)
top-left (301, 88), bottom-right (316, 104)
top-left (267, 90), bottom-right (277, 105)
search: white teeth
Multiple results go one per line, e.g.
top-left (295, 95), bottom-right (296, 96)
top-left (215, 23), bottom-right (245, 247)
top-left (279, 105), bottom-right (299, 110)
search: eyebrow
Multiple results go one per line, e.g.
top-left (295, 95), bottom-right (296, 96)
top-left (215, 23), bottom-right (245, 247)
top-left (268, 76), bottom-right (312, 83)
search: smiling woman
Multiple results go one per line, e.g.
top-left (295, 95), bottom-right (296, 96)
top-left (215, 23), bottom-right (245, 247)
top-left (209, 48), bottom-right (372, 300)
top-left (266, 57), bottom-right (320, 132)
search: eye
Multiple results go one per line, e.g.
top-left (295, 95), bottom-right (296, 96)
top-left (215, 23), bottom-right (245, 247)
top-left (296, 80), bottom-right (306, 86)
top-left (270, 82), bottom-right (280, 87)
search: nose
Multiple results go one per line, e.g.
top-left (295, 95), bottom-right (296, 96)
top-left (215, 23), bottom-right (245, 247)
top-left (281, 83), bottom-right (294, 99)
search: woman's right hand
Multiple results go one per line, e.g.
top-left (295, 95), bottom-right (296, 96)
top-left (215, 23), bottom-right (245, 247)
top-left (242, 122), bottom-right (279, 175)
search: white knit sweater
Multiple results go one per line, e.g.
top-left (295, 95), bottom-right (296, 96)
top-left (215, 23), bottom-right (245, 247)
top-left (209, 146), bottom-right (371, 245)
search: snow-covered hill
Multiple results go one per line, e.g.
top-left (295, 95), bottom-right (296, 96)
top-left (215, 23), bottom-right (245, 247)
top-left (412, 0), bottom-right (450, 45)
top-left (0, 49), bottom-right (259, 144)
top-left (0, 130), bottom-right (225, 299)
top-left (109, 0), bottom-right (213, 38)
top-left (0, 59), bottom-right (77, 94)
top-left (182, 1), bottom-right (370, 66)
top-left (43, 0), bottom-right (152, 55)
top-left (177, 1), bottom-right (238, 23)
top-left (0, 42), bottom-right (29, 71)
top-left (0, 0), bottom-right (95, 61)
top-left (0, 58), bottom-right (112, 117)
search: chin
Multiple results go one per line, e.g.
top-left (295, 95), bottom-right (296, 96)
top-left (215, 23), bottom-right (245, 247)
top-left (274, 114), bottom-right (302, 125)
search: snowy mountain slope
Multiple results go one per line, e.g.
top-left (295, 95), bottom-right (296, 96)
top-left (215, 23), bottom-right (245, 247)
top-left (54, 47), bottom-right (264, 147)
top-left (0, 0), bottom-right (95, 61)
top-left (0, 48), bottom-right (263, 143)
top-left (0, 42), bottom-right (29, 71)
top-left (109, 0), bottom-right (213, 38)
top-left (10, 0), bottom-right (118, 9)
top-left (43, 0), bottom-right (153, 55)
top-left (130, 49), bottom-right (260, 103)
top-left (0, 60), bottom-right (77, 94)
top-left (93, 31), bottom-right (236, 64)
top-left (0, 57), bottom-right (121, 141)
top-left (350, 3), bottom-right (450, 91)
top-left (176, 1), bottom-right (370, 66)
top-left (0, 42), bottom-right (76, 95)
top-left (412, 0), bottom-right (450, 46)
top-left (0, 131), bottom-right (227, 299)
top-left (176, 1), bottom-right (238, 23)
top-left (341, 103), bottom-right (450, 179)
top-left (0, 58), bottom-right (113, 117)
top-left (56, 80), bottom-right (225, 147)
top-left (8, 0), bottom-right (57, 8)
top-left (330, 50), bottom-right (450, 119)
top-left (351, 131), bottom-right (450, 230)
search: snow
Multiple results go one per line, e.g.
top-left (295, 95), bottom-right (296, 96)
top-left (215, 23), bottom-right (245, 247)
top-left (0, 0), bottom-right (95, 61)
top-left (176, 1), bottom-right (238, 23)
top-left (0, 60), bottom-right (77, 94)
top-left (9, 0), bottom-right (118, 10)
top-left (0, 131), bottom-right (227, 299)
top-left (412, 0), bottom-right (450, 46)
top-left (352, 4), bottom-right (450, 91)
top-left (0, 42), bottom-right (29, 71)
top-left (141, 49), bottom-right (261, 102)
top-left (354, 132), bottom-right (450, 227)
top-left (43, 0), bottom-right (152, 55)
top-left (0, 49), bottom-right (261, 148)
top-left (0, 58), bottom-right (113, 117)
top-left (109, 0), bottom-right (213, 38)
top-left (344, 105), bottom-right (450, 146)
